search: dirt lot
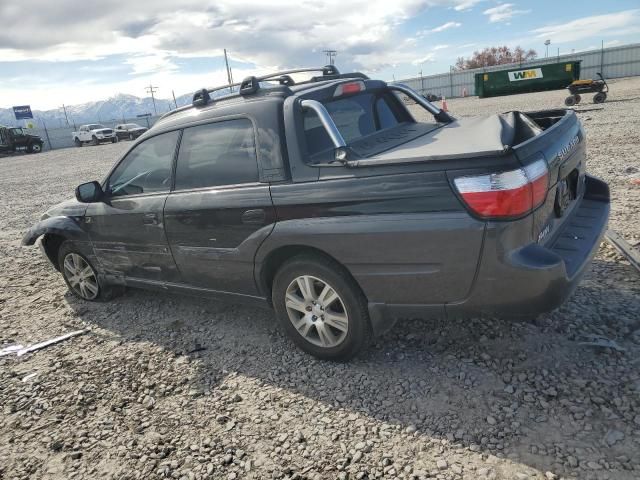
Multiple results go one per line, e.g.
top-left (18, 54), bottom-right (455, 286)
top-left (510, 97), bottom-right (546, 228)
top-left (1, 78), bottom-right (639, 480)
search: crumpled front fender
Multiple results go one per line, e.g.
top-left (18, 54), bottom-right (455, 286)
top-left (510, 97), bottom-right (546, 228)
top-left (22, 216), bottom-right (88, 246)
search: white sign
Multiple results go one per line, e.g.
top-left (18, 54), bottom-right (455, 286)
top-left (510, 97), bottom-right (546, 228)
top-left (508, 68), bottom-right (543, 82)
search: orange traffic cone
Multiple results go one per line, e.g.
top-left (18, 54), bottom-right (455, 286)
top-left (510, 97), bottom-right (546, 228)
top-left (442, 96), bottom-right (448, 112)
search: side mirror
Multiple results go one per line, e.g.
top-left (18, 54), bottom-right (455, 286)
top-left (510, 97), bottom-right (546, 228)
top-left (75, 181), bottom-right (103, 203)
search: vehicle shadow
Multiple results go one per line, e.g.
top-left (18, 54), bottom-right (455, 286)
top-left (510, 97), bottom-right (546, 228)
top-left (67, 257), bottom-right (640, 478)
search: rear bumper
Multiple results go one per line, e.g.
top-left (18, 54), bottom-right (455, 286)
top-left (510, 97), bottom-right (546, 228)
top-left (446, 175), bottom-right (609, 318)
top-left (367, 175), bottom-right (609, 332)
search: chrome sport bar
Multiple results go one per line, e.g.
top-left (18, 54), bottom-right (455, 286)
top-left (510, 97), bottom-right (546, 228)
top-left (388, 84), bottom-right (454, 123)
top-left (300, 99), bottom-right (347, 149)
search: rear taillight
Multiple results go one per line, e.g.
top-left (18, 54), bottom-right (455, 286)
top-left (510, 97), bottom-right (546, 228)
top-left (453, 158), bottom-right (549, 219)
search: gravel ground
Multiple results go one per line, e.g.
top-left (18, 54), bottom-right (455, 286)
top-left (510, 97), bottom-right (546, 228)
top-left (1, 78), bottom-right (639, 480)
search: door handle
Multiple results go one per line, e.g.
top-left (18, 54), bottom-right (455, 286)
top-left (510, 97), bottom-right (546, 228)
top-left (241, 209), bottom-right (266, 225)
top-left (143, 212), bottom-right (160, 225)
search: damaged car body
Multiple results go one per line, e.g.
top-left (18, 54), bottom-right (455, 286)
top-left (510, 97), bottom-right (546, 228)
top-left (23, 66), bottom-right (610, 360)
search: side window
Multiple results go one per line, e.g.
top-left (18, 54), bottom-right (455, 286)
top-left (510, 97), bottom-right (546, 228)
top-left (107, 130), bottom-right (179, 197)
top-left (175, 119), bottom-right (258, 190)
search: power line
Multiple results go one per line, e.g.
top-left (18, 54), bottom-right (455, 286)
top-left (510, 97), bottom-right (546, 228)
top-left (145, 84), bottom-right (159, 116)
top-left (323, 49), bottom-right (337, 66)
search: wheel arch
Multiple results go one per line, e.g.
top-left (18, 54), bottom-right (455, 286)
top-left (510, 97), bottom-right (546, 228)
top-left (22, 217), bottom-right (91, 271)
top-left (257, 244), bottom-right (365, 304)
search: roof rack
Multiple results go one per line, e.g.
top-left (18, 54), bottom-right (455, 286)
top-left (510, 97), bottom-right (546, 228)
top-left (158, 66), bottom-right (369, 121)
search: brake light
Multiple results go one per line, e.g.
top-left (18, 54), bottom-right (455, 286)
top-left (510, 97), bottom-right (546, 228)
top-left (334, 81), bottom-right (365, 96)
top-left (453, 158), bottom-right (549, 218)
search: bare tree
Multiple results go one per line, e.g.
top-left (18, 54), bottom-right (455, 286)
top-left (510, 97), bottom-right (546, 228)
top-left (455, 46), bottom-right (537, 70)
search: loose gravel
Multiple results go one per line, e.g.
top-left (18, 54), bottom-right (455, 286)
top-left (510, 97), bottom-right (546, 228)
top-left (1, 78), bottom-right (639, 480)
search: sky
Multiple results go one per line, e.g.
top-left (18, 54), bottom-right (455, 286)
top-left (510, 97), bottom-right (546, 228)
top-left (1, 0), bottom-right (639, 109)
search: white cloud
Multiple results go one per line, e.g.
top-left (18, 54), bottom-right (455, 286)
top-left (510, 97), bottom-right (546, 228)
top-left (453, 0), bottom-right (483, 11)
top-left (411, 53), bottom-right (436, 65)
top-left (433, 44), bottom-right (449, 50)
top-left (531, 10), bottom-right (640, 43)
top-left (483, 3), bottom-right (530, 23)
top-left (416, 21), bottom-right (461, 38)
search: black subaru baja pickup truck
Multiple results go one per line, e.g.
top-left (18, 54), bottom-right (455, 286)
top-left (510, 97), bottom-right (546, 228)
top-left (23, 66), bottom-right (609, 360)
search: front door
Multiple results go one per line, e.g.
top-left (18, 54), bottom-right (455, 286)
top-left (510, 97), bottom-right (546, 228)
top-left (164, 118), bottom-right (275, 296)
top-left (86, 130), bottom-right (181, 283)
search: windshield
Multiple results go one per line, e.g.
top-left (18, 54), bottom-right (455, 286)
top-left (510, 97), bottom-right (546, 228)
top-left (125, 123), bottom-right (142, 129)
top-left (87, 124), bottom-right (105, 130)
top-left (303, 91), bottom-right (404, 155)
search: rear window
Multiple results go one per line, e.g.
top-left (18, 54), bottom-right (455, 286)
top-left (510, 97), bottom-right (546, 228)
top-left (303, 92), bottom-right (402, 155)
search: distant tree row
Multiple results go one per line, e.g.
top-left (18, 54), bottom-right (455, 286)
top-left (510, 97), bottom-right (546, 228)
top-left (454, 46), bottom-right (537, 70)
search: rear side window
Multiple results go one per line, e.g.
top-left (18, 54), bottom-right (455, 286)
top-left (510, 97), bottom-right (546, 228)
top-left (303, 92), bottom-right (401, 155)
top-left (175, 119), bottom-right (258, 190)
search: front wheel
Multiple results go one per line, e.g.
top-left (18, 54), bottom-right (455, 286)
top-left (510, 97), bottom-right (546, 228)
top-left (74, 138), bottom-right (82, 147)
top-left (91, 136), bottom-right (98, 146)
top-left (564, 95), bottom-right (576, 107)
top-left (272, 255), bottom-right (371, 361)
top-left (112, 136), bottom-right (118, 143)
top-left (58, 241), bottom-right (114, 301)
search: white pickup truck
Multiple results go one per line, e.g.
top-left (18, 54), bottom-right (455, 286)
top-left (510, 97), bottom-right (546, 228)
top-left (72, 124), bottom-right (118, 146)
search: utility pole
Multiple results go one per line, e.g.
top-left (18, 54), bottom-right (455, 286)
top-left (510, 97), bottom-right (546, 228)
top-left (145, 84), bottom-right (158, 116)
top-left (323, 49), bottom-right (337, 66)
top-left (224, 49), bottom-right (233, 92)
top-left (172, 90), bottom-right (178, 109)
top-left (60, 104), bottom-right (70, 127)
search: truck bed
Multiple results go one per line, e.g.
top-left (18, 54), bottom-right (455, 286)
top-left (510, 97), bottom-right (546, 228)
top-left (347, 111), bottom-right (549, 166)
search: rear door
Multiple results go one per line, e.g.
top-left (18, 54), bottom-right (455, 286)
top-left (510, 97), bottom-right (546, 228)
top-left (164, 118), bottom-right (275, 296)
top-left (86, 130), bottom-right (181, 283)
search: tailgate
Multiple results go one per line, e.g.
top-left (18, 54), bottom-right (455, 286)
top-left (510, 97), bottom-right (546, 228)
top-left (513, 110), bottom-right (586, 245)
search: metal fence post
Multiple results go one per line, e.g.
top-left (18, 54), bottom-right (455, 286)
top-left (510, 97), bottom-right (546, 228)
top-left (42, 120), bottom-right (53, 151)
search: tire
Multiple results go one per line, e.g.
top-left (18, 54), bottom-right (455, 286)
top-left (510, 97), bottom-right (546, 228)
top-left (112, 136), bottom-right (118, 143)
top-left (593, 92), bottom-right (606, 104)
top-left (574, 94), bottom-right (581, 104)
top-left (91, 136), bottom-right (98, 146)
top-left (129, 133), bottom-right (134, 140)
top-left (28, 143), bottom-right (42, 153)
top-left (272, 254), bottom-right (371, 361)
top-left (74, 138), bottom-right (82, 147)
top-left (564, 95), bottom-right (576, 107)
top-left (57, 241), bottom-right (115, 302)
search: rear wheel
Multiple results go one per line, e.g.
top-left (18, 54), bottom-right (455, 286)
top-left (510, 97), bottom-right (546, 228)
top-left (28, 143), bottom-right (42, 153)
top-left (272, 255), bottom-right (370, 361)
top-left (593, 92), bottom-right (606, 104)
top-left (57, 241), bottom-right (115, 301)
top-left (564, 95), bottom-right (576, 107)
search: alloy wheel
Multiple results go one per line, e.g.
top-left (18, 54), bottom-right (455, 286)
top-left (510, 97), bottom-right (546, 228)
top-left (285, 275), bottom-right (349, 348)
top-left (63, 253), bottom-right (99, 300)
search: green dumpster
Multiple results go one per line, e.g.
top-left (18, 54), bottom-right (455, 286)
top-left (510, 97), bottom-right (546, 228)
top-left (475, 61), bottom-right (581, 98)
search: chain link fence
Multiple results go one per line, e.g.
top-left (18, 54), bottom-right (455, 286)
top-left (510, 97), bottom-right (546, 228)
top-left (29, 115), bottom-right (162, 151)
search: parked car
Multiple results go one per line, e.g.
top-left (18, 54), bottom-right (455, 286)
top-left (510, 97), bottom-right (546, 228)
top-left (23, 66), bottom-right (609, 360)
top-left (114, 123), bottom-right (148, 141)
top-left (72, 124), bottom-right (118, 146)
top-left (0, 125), bottom-right (44, 153)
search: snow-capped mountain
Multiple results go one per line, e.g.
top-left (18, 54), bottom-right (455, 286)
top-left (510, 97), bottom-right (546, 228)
top-left (0, 93), bottom-right (193, 129)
